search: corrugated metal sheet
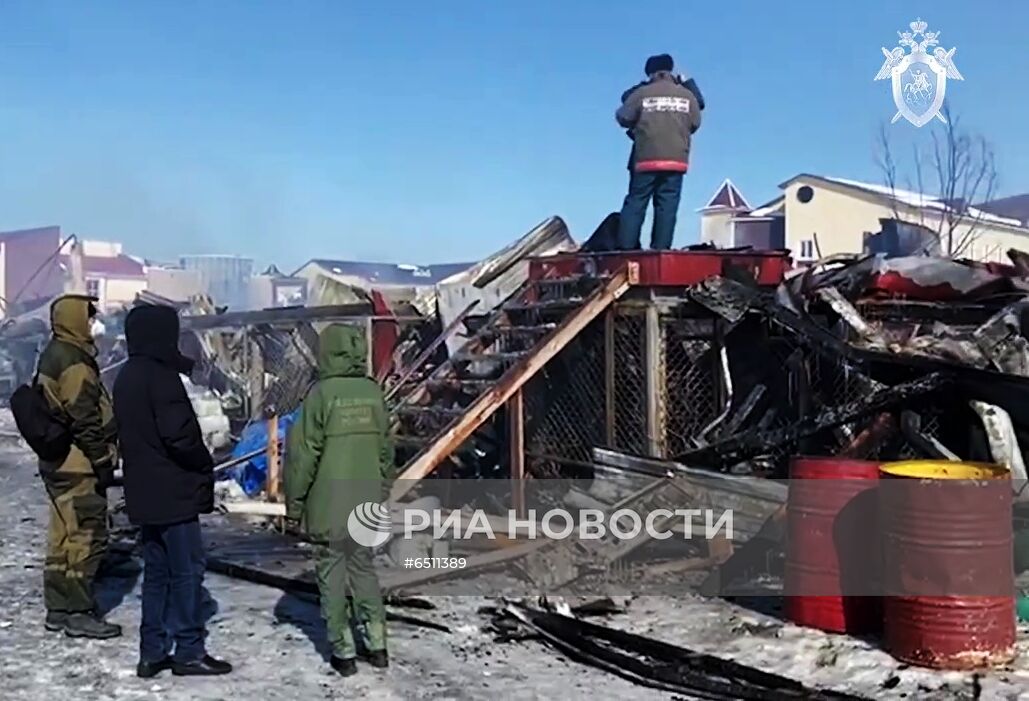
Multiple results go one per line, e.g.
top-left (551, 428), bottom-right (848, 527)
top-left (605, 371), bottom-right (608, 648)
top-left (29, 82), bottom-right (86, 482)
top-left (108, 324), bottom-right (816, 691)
top-left (304, 259), bottom-right (473, 287)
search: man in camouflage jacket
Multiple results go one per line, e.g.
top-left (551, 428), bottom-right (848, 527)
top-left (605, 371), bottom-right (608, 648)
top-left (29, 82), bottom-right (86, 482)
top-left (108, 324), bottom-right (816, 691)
top-left (36, 294), bottom-right (121, 639)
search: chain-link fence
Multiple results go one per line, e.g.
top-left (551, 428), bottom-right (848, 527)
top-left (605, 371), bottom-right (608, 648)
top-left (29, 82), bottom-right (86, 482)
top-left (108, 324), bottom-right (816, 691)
top-left (524, 317), bottom-right (606, 474)
top-left (247, 322), bottom-right (320, 418)
top-left (612, 310), bottom-right (647, 455)
top-left (663, 314), bottom-right (719, 458)
top-left (189, 320), bottom-right (331, 425)
top-left (523, 303), bottom-right (723, 472)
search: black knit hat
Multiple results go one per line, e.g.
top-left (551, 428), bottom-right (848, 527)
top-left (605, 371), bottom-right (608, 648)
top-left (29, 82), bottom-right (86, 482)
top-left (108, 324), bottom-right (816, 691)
top-left (644, 54), bottom-right (674, 75)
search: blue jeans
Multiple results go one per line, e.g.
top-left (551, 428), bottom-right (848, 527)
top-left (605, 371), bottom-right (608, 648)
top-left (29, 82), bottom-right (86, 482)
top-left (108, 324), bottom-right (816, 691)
top-left (140, 518), bottom-right (206, 663)
top-left (617, 171), bottom-right (684, 251)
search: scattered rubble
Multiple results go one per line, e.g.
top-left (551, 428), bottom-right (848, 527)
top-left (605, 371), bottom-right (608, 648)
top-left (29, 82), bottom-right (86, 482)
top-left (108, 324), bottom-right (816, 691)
top-left (10, 214), bottom-right (1029, 696)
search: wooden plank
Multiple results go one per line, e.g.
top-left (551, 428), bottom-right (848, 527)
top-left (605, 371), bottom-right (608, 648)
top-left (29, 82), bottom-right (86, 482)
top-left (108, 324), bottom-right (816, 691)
top-left (391, 264), bottom-right (638, 501)
top-left (604, 308), bottom-right (616, 446)
top-left (644, 303), bottom-right (664, 458)
top-left (509, 389), bottom-right (526, 519)
top-left (221, 501), bottom-right (287, 516)
top-left (266, 414), bottom-right (281, 502)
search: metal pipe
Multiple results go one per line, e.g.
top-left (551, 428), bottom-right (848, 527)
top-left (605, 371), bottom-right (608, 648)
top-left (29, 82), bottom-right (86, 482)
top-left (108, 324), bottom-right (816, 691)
top-left (698, 344), bottom-right (733, 443)
top-left (212, 443), bottom-right (280, 478)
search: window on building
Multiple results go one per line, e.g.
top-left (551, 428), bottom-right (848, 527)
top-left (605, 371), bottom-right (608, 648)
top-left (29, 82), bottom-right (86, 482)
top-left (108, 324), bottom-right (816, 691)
top-left (799, 240), bottom-right (815, 259)
top-left (797, 185), bottom-right (814, 203)
top-left (86, 278), bottom-right (101, 299)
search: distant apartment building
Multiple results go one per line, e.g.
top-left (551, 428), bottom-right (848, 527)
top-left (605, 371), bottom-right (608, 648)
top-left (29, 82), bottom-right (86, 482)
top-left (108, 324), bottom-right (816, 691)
top-left (248, 265), bottom-right (307, 309)
top-left (0, 226), bottom-right (66, 317)
top-left (59, 240), bottom-right (147, 313)
top-left (146, 265), bottom-right (205, 303)
top-left (180, 254), bottom-right (255, 309)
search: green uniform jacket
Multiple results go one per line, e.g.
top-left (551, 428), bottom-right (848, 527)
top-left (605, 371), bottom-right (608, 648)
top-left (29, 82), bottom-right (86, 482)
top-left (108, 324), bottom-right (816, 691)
top-left (37, 295), bottom-right (117, 479)
top-left (285, 324), bottom-right (395, 542)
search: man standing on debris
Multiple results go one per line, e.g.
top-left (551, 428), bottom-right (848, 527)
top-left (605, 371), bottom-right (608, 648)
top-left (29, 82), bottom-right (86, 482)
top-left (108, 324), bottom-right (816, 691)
top-left (114, 304), bottom-right (232, 678)
top-left (285, 323), bottom-right (395, 677)
top-left (36, 294), bottom-right (121, 639)
top-left (616, 53), bottom-right (702, 251)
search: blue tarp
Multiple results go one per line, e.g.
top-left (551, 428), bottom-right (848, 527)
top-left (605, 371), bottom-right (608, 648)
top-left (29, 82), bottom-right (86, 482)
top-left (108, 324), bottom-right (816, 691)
top-left (230, 410), bottom-right (299, 497)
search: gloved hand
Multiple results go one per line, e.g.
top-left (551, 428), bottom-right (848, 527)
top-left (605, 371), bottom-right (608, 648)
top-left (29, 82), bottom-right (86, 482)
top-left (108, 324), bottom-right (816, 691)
top-left (93, 458), bottom-right (117, 490)
top-left (283, 517), bottom-right (303, 538)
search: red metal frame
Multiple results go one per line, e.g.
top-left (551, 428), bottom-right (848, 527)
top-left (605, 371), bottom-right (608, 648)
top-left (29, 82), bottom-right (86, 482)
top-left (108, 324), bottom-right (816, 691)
top-left (529, 250), bottom-right (790, 288)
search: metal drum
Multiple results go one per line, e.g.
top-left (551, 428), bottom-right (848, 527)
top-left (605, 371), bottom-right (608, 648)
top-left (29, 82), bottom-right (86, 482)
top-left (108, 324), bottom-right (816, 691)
top-left (880, 460), bottom-right (1015, 669)
top-left (785, 457), bottom-right (882, 634)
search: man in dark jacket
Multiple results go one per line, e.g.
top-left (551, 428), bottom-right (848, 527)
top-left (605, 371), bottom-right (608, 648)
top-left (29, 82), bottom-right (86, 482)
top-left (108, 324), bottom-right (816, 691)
top-left (615, 53), bottom-right (702, 251)
top-left (113, 305), bottom-right (231, 679)
top-left (37, 294), bottom-right (121, 639)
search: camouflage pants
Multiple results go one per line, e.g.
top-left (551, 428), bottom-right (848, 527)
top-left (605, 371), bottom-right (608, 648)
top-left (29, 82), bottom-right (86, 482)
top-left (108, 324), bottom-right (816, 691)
top-left (315, 542), bottom-right (387, 659)
top-left (43, 474), bottom-right (108, 613)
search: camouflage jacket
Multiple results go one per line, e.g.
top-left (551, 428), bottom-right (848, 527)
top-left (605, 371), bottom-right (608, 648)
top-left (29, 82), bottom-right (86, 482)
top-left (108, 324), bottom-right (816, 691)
top-left (37, 295), bottom-right (117, 478)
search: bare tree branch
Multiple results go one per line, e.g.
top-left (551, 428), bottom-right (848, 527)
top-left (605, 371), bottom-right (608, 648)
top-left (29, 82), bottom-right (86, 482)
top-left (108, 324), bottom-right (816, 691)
top-left (874, 103), bottom-right (999, 259)
top-left (874, 123), bottom-right (904, 225)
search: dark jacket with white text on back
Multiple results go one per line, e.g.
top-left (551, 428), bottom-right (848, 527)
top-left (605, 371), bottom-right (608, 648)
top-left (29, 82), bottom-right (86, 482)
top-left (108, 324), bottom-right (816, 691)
top-left (616, 71), bottom-right (702, 173)
top-left (621, 73), bottom-right (705, 110)
top-left (114, 305), bottom-right (214, 526)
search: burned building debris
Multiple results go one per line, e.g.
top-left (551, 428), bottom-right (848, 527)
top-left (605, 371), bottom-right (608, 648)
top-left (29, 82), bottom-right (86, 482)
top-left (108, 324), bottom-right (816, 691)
top-left (13, 214), bottom-right (1029, 697)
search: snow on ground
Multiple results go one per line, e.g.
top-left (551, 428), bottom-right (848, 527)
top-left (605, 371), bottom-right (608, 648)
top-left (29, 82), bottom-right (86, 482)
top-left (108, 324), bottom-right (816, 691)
top-left (2, 404), bottom-right (1029, 700)
top-left (0, 423), bottom-right (665, 701)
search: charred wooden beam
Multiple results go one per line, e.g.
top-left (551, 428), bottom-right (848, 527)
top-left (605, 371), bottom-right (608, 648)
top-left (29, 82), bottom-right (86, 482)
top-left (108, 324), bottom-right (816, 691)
top-left (501, 604), bottom-right (868, 700)
top-left (675, 373), bottom-right (949, 468)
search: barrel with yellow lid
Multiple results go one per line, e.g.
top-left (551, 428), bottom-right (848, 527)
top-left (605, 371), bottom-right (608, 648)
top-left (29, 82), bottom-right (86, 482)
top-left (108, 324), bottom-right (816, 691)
top-left (879, 460), bottom-right (1014, 669)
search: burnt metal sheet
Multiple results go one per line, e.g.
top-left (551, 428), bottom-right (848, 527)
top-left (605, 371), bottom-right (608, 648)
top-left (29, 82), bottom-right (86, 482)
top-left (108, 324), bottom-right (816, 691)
top-left (500, 603), bottom-right (868, 700)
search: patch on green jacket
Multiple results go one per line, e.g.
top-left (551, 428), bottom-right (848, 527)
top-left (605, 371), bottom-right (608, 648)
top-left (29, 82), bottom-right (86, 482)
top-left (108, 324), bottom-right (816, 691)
top-left (325, 397), bottom-right (377, 434)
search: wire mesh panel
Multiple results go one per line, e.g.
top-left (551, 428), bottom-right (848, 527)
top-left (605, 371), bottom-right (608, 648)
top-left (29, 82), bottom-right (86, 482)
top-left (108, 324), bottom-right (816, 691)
top-left (662, 314), bottom-right (719, 458)
top-left (522, 302), bottom-right (724, 468)
top-left (245, 322), bottom-right (320, 418)
top-left (524, 318), bottom-right (606, 472)
top-left (611, 310), bottom-right (647, 455)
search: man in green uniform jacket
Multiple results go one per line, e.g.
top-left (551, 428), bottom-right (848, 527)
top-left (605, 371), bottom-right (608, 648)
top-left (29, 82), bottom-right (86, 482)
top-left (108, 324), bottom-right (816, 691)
top-left (285, 324), bottom-right (395, 677)
top-left (36, 294), bottom-right (121, 639)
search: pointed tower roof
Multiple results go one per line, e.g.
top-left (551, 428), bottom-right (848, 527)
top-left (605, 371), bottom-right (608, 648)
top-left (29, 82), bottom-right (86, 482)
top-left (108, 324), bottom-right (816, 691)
top-left (702, 179), bottom-right (752, 211)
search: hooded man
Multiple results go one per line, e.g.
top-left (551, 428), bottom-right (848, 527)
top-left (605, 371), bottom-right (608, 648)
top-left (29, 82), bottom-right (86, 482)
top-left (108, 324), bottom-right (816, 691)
top-left (615, 53), bottom-right (702, 251)
top-left (285, 324), bottom-right (395, 677)
top-left (113, 304), bottom-right (232, 679)
top-left (36, 294), bottom-right (120, 639)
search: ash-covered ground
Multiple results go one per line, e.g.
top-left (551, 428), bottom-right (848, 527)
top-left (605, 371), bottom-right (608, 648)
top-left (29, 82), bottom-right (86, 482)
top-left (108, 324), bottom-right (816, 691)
top-left (2, 409), bottom-right (1029, 700)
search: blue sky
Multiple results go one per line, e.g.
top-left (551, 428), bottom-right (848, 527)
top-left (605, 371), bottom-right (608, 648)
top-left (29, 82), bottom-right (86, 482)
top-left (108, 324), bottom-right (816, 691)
top-left (0, 1), bottom-right (1026, 270)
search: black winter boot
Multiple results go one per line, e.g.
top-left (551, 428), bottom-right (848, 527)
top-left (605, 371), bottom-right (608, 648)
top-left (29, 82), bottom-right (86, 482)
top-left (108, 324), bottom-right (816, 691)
top-left (44, 610), bottom-right (68, 632)
top-left (63, 612), bottom-right (122, 639)
top-left (137, 656), bottom-right (173, 679)
top-left (172, 655), bottom-right (233, 676)
top-left (331, 656), bottom-right (358, 677)
top-left (361, 649), bottom-right (389, 669)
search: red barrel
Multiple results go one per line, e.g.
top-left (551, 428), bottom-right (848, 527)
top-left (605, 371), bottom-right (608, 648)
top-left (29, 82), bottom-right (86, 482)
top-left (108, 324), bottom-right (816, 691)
top-left (785, 457), bottom-right (882, 634)
top-left (880, 460), bottom-right (1014, 670)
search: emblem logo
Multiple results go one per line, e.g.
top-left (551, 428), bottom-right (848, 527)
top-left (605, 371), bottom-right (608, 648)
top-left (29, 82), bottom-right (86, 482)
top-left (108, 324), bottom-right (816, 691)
top-left (347, 501), bottom-right (392, 548)
top-left (874, 18), bottom-right (963, 127)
